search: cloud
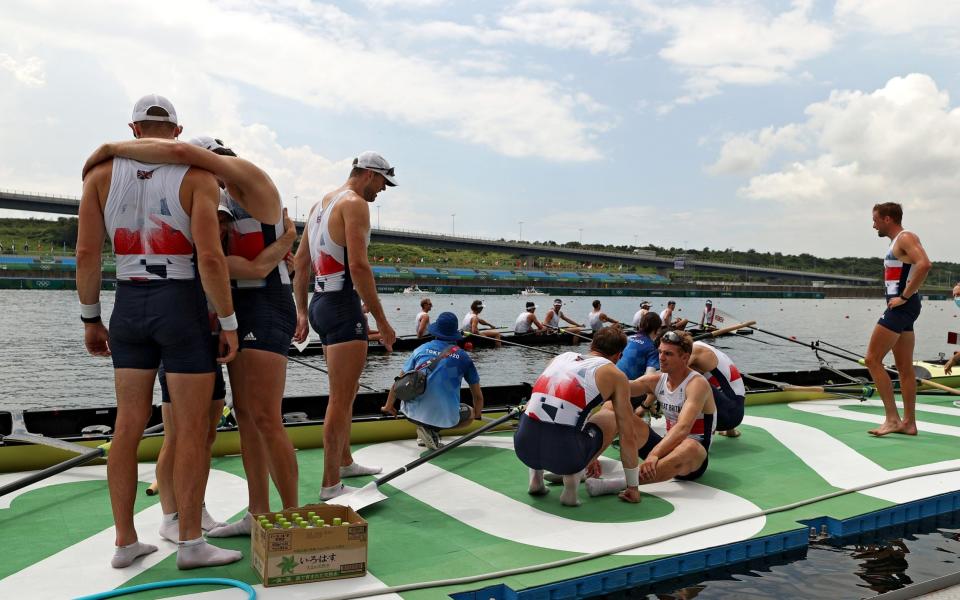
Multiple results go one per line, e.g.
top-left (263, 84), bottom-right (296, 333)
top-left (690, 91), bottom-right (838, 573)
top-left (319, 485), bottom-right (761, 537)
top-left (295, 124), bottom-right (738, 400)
top-left (635, 0), bottom-right (833, 109)
top-left (835, 0), bottom-right (960, 35)
top-left (715, 73), bottom-right (960, 257)
top-left (1, 1), bottom-right (606, 163)
top-left (402, 7), bottom-right (632, 56)
top-left (0, 53), bottom-right (45, 87)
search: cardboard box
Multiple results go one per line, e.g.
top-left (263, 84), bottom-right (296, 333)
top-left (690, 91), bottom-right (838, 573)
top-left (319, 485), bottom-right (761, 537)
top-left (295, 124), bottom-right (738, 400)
top-left (251, 504), bottom-right (368, 587)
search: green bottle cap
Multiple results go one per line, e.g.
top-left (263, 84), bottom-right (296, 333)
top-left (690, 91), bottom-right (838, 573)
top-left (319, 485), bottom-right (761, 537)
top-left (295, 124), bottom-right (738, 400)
top-left (333, 518), bottom-right (342, 526)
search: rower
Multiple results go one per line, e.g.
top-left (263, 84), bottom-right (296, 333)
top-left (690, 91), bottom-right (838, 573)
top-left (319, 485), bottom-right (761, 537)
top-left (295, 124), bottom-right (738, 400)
top-left (631, 301), bottom-right (651, 329)
top-left (587, 330), bottom-right (715, 496)
top-left (515, 327), bottom-right (641, 506)
top-left (514, 301), bottom-right (546, 334)
top-left (544, 298), bottom-right (584, 336)
top-left (462, 299), bottom-right (501, 347)
top-left (945, 284), bottom-right (960, 376)
top-left (587, 299), bottom-right (620, 331)
top-left (699, 300), bottom-right (716, 329)
top-left (617, 312), bottom-right (662, 379)
top-left (415, 297), bottom-right (432, 338)
top-left (381, 312), bottom-right (483, 449)
top-left (660, 300), bottom-right (689, 330)
top-left (689, 340), bottom-right (745, 437)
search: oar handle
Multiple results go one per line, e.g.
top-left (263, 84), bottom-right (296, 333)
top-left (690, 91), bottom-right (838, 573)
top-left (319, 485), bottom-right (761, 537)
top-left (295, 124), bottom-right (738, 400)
top-left (692, 321), bottom-right (756, 341)
top-left (0, 447), bottom-right (104, 497)
top-left (374, 406), bottom-right (522, 487)
top-left (918, 377), bottom-right (960, 395)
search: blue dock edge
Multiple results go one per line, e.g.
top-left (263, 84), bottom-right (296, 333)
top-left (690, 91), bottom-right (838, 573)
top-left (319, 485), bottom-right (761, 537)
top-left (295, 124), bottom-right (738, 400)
top-left (451, 488), bottom-right (960, 600)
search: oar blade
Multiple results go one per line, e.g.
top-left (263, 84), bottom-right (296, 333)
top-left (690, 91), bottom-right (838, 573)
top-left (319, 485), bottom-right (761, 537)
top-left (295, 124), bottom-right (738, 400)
top-left (325, 481), bottom-right (387, 512)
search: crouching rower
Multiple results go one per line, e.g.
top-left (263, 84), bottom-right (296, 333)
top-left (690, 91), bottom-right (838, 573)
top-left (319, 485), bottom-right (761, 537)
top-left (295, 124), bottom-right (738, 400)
top-left (689, 340), bottom-right (745, 437)
top-left (514, 327), bottom-right (641, 506)
top-left (587, 330), bottom-right (715, 496)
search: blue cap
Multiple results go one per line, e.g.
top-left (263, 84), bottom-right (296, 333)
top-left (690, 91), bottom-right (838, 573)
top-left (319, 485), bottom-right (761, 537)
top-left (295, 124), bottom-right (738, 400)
top-left (427, 311), bottom-right (462, 342)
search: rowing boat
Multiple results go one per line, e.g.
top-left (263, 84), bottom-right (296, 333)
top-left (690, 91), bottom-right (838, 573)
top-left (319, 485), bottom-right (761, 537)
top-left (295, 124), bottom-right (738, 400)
top-left (291, 325), bottom-right (751, 356)
top-left (4, 362), bottom-right (958, 473)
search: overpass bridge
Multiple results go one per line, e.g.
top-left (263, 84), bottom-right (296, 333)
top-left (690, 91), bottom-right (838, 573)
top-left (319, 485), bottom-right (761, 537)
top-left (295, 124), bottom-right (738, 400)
top-left (0, 189), bottom-right (875, 284)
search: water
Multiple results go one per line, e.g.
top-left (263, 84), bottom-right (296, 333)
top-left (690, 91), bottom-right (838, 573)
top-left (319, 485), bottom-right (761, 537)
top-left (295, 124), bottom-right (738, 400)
top-left (596, 511), bottom-right (960, 599)
top-left (1, 290), bottom-right (958, 410)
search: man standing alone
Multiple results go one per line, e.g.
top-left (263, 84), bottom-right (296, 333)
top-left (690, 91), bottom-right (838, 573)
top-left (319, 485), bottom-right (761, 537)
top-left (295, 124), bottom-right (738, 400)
top-left (865, 202), bottom-right (931, 437)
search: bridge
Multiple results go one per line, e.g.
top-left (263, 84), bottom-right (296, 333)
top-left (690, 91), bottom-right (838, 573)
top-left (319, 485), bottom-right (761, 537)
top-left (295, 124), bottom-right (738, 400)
top-left (0, 189), bottom-right (875, 284)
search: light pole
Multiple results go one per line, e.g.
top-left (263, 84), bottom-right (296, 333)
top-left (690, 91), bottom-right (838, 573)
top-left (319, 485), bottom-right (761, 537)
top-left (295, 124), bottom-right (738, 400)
top-left (376, 205), bottom-right (381, 229)
top-left (633, 234), bottom-right (639, 248)
top-left (451, 214), bottom-right (456, 236)
top-left (518, 221), bottom-right (523, 241)
top-left (578, 228), bottom-right (583, 244)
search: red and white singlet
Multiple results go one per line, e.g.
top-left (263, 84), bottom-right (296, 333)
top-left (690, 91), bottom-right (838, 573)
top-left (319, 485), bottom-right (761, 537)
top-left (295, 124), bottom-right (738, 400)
top-left (525, 352), bottom-right (610, 429)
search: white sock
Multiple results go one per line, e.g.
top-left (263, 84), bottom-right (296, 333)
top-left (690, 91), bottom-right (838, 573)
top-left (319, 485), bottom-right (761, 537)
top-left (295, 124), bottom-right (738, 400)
top-left (206, 511), bottom-right (252, 538)
top-left (158, 512), bottom-right (179, 543)
top-left (176, 537), bottom-right (243, 570)
top-left (320, 482), bottom-right (359, 501)
top-left (340, 462), bottom-right (383, 478)
top-left (111, 540), bottom-right (158, 568)
top-left (560, 471), bottom-right (583, 506)
top-left (528, 469), bottom-right (548, 496)
top-left (586, 476), bottom-right (626, 497)
top-left (201, 503), bottom-right (226, 531)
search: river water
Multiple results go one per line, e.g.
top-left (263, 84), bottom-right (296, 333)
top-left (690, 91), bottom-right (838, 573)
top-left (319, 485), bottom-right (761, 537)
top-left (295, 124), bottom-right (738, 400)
top-left (1, 290), bottom-right (958, 410)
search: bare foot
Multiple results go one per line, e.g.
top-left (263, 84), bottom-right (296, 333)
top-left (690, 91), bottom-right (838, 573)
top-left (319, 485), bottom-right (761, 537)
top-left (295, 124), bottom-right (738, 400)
top-left (896, 421), bottom-right (918, 436)
top-left (868, 420), bottom-right (903, 437)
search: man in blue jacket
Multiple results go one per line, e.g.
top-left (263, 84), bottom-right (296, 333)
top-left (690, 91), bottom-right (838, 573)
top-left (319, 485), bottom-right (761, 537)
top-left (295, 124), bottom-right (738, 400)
top-left (382, 312), bottom-right (484, 449)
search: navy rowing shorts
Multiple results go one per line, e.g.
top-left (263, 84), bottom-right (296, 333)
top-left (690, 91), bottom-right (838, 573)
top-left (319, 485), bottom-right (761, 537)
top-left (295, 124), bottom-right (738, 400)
top-left (638, 428), bottom-right (709, 481)
top-left (308, 289), bottom-right (368, 347)
top-left (513, 413), bottom-right (604, 475)
top-left (878, 295), bottom-right (921, 334)
top-left (711, 386), bottom-right (745, 431)
top-left (234, 286), bottom-right (296, 356)
top-left (109, 280), bottom-right (216, 373)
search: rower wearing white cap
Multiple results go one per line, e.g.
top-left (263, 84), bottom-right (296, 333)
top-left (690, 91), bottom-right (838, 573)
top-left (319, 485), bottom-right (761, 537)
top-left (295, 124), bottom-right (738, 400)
top-left (587, 299), bottom-right (620, 331)
top-left (462, 299), bottom-right (501, 347)
top-left (631, 301), bottom-right (651, 329)
top-left (78, 94), bottom-right (240, 570)
top-left (293, 151), bottom-right (398, 500)
top-left (544, 298), bottom-right (583, 336)
top-left (514, 301), bottom-right (547, 334)
top-left (699, 300), bottom-right (716, 329)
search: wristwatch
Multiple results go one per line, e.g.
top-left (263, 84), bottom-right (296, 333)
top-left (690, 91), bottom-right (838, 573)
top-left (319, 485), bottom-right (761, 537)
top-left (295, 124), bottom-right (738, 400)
top-left (899, 294), bottom-right (910, 302)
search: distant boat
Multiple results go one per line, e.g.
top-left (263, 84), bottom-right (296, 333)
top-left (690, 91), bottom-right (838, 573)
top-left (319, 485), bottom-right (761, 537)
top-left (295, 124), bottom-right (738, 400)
top-left (520, 287), bottom-right (546, 296)
top-left (402, 285), bottom-right (430, 294)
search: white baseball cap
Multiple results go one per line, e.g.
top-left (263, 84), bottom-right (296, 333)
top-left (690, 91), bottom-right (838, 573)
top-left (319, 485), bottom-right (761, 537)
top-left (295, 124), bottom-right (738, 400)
top-left (189, 136), bottom-right (236, 156)
top-left (354, 151), bottom-right (397, 186)
top-left (131, 94), bottom-right (178, 124)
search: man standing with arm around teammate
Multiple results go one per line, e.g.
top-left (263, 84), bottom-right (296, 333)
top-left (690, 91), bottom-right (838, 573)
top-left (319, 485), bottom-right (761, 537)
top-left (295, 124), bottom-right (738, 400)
top-left (293, 151), bottom-right (398, 500)
top-left (77, 95), bottom-right (240, 569)
top-left (865, 202), bottom-right (932, 437)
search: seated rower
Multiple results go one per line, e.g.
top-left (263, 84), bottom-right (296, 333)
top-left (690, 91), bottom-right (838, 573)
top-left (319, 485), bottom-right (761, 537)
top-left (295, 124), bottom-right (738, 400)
top-left (699, 299), bottom-right (716, 329)
top-left (631, 301), bottom-right (651, 329)
top-left (514, 327), bottom-right (641, 506)
top-left (514, 301), bottom-right (547, 335)
top-left (587, 330), bottom-right (714, 496)
top-left (382, 312), bottom-right (483, 449)
top-left (462, 299), bottom-right (501, 348)
top-left (617, 312), bottom-right (662, 379)
top-left (660, 300), bottom-right (689, 330)
top-left (415, 297), bottom-right (432, 338)
top-left (690, 340), bottom-right (745, 437)
top-left (587, 299), bottom-right (621, 331)
top-left (544, 298), bottom-right (584, 336)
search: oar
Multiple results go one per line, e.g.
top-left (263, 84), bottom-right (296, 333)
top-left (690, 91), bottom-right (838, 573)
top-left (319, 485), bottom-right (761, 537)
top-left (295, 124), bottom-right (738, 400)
top-left (691, 321), bottom-right (756, 341)
top-left (748, 325), bottom-right (960, 396)
top-left (327, 406), bottom-right (523, 511)
top-left (464, 332), bottom-right (561, 356)
top-left (742, 372), bottom-right (874, 402)
top-left (288, 355), bottom-right (383, 393)
top-left (546, 325), bottom-right (593, 342)
top-left (0, 422), bottom-right (165, 498)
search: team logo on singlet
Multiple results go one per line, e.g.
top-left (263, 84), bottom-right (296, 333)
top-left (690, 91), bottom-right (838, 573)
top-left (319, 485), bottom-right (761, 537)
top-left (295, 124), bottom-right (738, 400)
top-left (136, 169), bottom-right (154, 180)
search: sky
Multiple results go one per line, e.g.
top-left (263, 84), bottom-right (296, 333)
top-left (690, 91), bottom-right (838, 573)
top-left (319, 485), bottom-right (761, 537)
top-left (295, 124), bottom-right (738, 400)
top-left (2, 0), bottom-right (960, 260)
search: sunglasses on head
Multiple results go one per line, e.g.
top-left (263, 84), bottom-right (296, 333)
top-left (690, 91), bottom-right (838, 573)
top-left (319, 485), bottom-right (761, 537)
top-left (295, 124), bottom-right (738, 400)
top-left (662, 330), bottom-right (682, 344)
